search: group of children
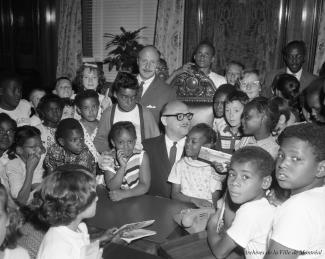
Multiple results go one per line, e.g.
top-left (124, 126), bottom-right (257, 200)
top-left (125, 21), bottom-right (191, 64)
top-left (0, 40), bottom-right (324, 259)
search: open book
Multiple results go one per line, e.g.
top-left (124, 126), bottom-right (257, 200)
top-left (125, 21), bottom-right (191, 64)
top-left (198, 146), bottom-right (232, 173)
top-left (113, 220), bottom-right (156, 243)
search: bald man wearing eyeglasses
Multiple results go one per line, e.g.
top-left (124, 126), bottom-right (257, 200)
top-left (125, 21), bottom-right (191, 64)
top-left (143, 100), bottom-right (193, 198)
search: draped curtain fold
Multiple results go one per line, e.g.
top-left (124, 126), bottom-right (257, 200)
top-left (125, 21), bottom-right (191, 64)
top-left (154, 0), bottom-right (184, 74)
top-left (56, 0), bottom-right (82, 79)
top-left (184, 0), bottom-right (281, 76)
top-left (313, 1), bottom-right (325, 75)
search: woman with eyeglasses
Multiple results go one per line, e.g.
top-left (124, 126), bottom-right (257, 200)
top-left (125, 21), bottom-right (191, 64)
top-left (5, 126), bottom-right (45, 204)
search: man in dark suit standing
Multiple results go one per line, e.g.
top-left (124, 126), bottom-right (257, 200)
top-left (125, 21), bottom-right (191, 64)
top-left (263, 40), bottom-right (317, 98)
top-left (142, 100), bottom-right (192, 198)
top-left (137, 45), bottom-right (176, 124)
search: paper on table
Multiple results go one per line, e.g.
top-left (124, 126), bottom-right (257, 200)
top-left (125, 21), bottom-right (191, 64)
top-left (198, 146), bottom-right (232, 173)
top-left (113, 220), bottom-right (155, 236)
top-left (121, 229), bottom-right (157, 244)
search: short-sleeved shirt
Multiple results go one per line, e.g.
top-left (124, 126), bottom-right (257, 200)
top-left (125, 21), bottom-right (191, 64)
top-left (208, 72), bottom-right (227, 89)
top-left (44, 143), bottom-right (96, 174)
top-left (227, 198), bottom-right (276, 259)
top-left (215, 124), bottom-right (242, 154)
top-left (4, 246), bottom-right (30, 259)
top-left (235, 135), bottom-right (279, 159)
top-left (168, 157), bottom-right (224, 202)
top-left (110, 151), bottom-right (144, 190)
top-left (0, 99), bottom-right (31, 126)
top-left (37, 223), bottom-right (90, 259)
top-left (35, 124), bottom-right (56, 150)
top-left (79, 121), bottom-right (99, 162)
top-left (5, 155), bottom-right (44, 198)
top-left (269, 186), bottom-right (325, 258)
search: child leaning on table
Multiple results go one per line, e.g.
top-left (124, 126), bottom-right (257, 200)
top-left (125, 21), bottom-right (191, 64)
top-left (34, 169), bottom-right (118, 259)
top-left (168, 123), bottom-right (225, 208)
top-left (265, 123), bottom-right (325, 259)
top-left (208, 146), bottom-right (276, 259)
top-left (102, 121), bottom-right (151, 202)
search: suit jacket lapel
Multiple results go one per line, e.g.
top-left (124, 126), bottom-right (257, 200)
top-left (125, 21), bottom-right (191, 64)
top-left (159, 135), bottom-right (172, 172)
top-left (141, 75), bottom-right (158, 102)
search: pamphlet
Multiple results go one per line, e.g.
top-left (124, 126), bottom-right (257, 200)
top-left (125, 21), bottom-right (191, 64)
top-left (113, 220), bottom-right (156, 243)
top-left (198, 146), bottom-right (232, 173)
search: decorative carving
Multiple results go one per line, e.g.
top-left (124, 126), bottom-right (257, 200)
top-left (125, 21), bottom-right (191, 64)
top-left (171, 66), bottom-right (216, 103)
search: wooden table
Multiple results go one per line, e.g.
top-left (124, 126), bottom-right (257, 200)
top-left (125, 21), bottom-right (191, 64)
top-left (86, 185), bottom-right (193, 254)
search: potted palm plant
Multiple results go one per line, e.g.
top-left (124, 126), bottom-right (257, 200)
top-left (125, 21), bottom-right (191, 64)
top-left (103, 26), bottom-right (146, 74)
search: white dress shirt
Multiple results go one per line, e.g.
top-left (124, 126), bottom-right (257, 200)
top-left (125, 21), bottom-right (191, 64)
top-left (137, 75), bottom-right (155, 97)
top-left (165, 135), bottom-right (186, 164)
top-left (286, 68), bottom-right (302, 81)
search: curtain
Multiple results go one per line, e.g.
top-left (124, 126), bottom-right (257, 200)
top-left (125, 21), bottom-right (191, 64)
top-left (313, 1), bottom-right (325, 75)
top-left (56, 0), bottom-right (82, 79)
top-left (154, 0), bottom-right (185, 74)
top-left (184, 0), bottom-right (281, 76)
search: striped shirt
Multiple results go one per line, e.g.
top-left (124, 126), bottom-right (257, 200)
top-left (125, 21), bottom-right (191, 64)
top-left (216, 124), bottom-right (242, 154)
top-left (112, 151), bottom-right (144, 190)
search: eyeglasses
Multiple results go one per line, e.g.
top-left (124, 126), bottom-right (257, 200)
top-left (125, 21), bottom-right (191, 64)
top-left (162, 112), bottom-right (194, 121)
top-left (239, 81), bottom-right (260, 89)
top-left (0, 129), bottom-right (14, 136)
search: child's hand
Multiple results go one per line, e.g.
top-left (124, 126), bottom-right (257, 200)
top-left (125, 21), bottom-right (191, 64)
top-left (116, 150), bottom-right (128, 167)
top-left (26, 153), bottom-right (41, 173)
top-left (109, 190), bottom-right (126, 201)
top-left (211, 161), bottom-right (225, 173)
top-left (98, 151), bottom-right (115, 171)
top-left (190, 197), bottom-right (213, 208)
top-left (101, 89), bottom-right (112, 111)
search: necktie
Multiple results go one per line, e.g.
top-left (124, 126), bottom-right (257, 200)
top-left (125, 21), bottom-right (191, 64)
top-left (138, 81), bottom-right (145, 101)
top-left (169, 142), bottom-right (177, 166)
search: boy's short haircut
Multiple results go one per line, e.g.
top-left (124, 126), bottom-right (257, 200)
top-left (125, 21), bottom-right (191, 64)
top-left (74, 89), bottom-right (99, 108)
top-left (269, 97), bottom-right (291, 122)
top-left (231, 146), bottom-right (275, 177)
top-left (32, 169), bottom-right (96, 226)
top-left (189, 123), bottom-right (217, 145)
top-left (213, 84), bottom-right (236, 101)
top-left (302, 77), bottom-right (324, 106)
top-left (244, 97), bottom-right (280, 132)
top-left (54, 76), bottom-right (71, 88)
top-left (282, 40), bottom-right (306, 56)
top-left (242, 69), bottom-right (261, 81)
top-left (112, 72), bottom-right (139, 94)
top-left (194, 40), bottom-right (215, 56)
top-left (0, 72), bottom-right (22, 90)
top-left (225, 61), bottom-right (245, 71)
top-left (55, 118), bottom-right (83, 141)
top-left (278, 123), bottom-right (325, 162)
top-left (109, 121), bottom-right (136, 143)
top-left (0, 113), bottom-right (17, 129)
top-left (226, 90), bottom-right (249, 105)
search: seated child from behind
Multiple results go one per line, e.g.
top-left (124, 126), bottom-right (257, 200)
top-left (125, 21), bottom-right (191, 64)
top-left (75, 90), bottom-right (100, 162)
top-left (44, 118), bottom-right (96, 174)
top-left (237, 97), bottom-right (280, 159)
top-left (0, 183), bottom-right (30, 258)
top-left (215, 90), bottom-right (249, 154)
top-left (35, 94), bottom-right (64, 149)
top-left (212, 84), bottom-right (236, 133)
top-left (29, 88), bottom-right (46, 126)
top-left (103, 121), bottom-right (150, 201)
top-left (0, 73), bottom-right (32, 126)
top-left (239, 69), bottom-right (262, 100)
top-left (265, 123), bottom-right (325, 258)
top-left (5, 126), bottom-right (45, 204)
top-left (35, 169), bottom-right (118, 259)
top-left (270, 96), bottom-right (297, 137)
top-left (168, 123), bottom-right (224, 208)
top-left (53, 77), bottom-right (75, 119)
top-left (208, 146), bottom-right (275, 259)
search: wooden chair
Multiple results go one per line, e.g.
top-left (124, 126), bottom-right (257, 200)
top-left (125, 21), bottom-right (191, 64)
top-left (170, 67), bottom-right (216, 126)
